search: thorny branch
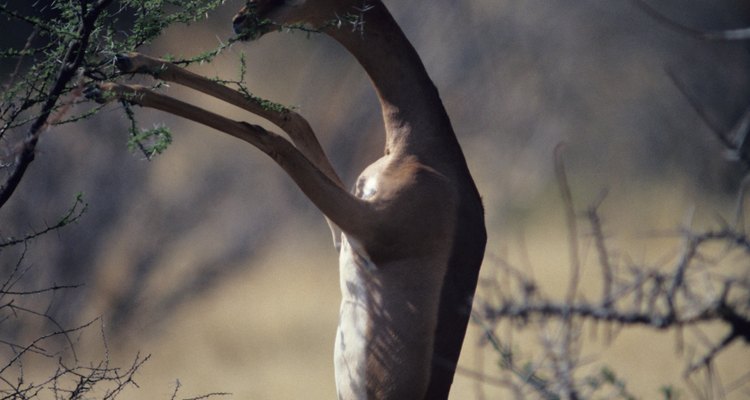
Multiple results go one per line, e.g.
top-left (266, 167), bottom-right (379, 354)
top-left (0, 263), bottom-right (148, 399)
top-left (0, 193), bottom-right (87, 248)
top-left (1, 228), bottom-right (231, 399)
top-left (0, 0), bottom-right (115, 209)
top-left (475, 187), bottom-right (750, 398)
top-left (464, 131), bottom-right (750, 398)
top-left (552, 145), bottom-right (582, 400)
top-left (0, 0), bottom-right (231, 211)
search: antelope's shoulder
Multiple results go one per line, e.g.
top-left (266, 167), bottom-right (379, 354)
top-left (352, 156), bottom-right (458, 263)
top-left (356, 156), bottom-right (456, 202)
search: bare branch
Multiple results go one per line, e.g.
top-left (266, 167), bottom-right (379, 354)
top-left (586, 195), bottom-right (614, 307)
top-left (632, 0), bottom-right (750, 41)
top-left (477, 191), bottom-right (750, 397)
top-left (0, 194), bottom-right (87, 248)
top-left (554, 144), bottom-right (581, 305)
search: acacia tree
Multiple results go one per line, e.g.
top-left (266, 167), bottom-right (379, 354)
top-left (0, 1), bottom-right (231, 398)
top-left (1, 0), bottom-right (232, 205)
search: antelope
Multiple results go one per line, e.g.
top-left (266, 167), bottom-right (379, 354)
top-left (87, 0), bottom-right (486, 398)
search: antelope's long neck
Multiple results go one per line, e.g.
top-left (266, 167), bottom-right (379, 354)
top-left (327, 3), bottom-right (460, 163)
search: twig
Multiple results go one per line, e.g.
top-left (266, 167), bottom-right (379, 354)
top-left (554, 143), bottom-right (580, 304)
top-left (665, 66), bottom-right (750, 169)
top-left (631, 0), bottom-right (750, 41)
top-left (587, 197), bottom-right (613, 307)
top-left (0, 194), bottom-right (87, 248)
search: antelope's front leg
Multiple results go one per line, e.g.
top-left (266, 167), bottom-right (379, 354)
top-left (84, 82), bottom-right (377, 244)
top-left (111, 52), bottom-right (344, 248)
top-left (112, 52), bottom-right (343, 187)
top-left (84, 82), bottom-right (276, 151)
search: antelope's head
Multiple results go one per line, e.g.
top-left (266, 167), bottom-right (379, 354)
top-left (232, 0), bottom-right (354, 40)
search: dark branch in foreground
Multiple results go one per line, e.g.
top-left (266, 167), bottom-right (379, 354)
top-left (0, 0), bottom-right (115, 208)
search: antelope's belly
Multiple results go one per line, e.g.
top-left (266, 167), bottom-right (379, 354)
top-left (334, 236), bottom-right (438, 399)
top-left (334, 293), bottom-right (433, 400)
top-left (333, 298), bottom-right (370, 399)
top-left (334, 235), bottom-right (374, 398)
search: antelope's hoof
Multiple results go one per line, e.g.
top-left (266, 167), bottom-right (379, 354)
top-left (114, 53), bottom-right (134, 73)
top-left (83, 84), bottom-right (105, 102)
top-left (83, 83), bottom-right (119, 104)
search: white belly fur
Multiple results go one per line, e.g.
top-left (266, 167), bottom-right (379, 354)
top-left (334, 235), bottom-right (446, 399)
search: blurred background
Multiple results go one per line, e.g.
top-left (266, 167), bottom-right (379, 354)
top-left (2, 0), bottom-right (750, 398)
